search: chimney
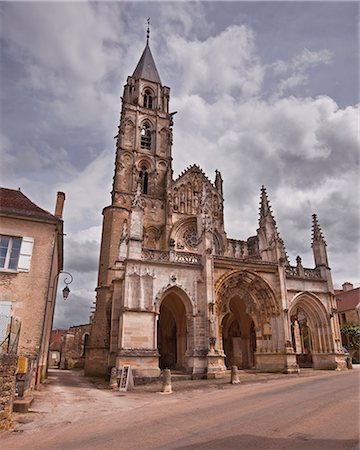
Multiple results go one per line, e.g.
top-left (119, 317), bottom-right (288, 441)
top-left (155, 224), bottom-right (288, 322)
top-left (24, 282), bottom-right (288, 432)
top-left (55, 192), bottom-right (65, 218)
top-left (342, 282), bottom-right (353, 292)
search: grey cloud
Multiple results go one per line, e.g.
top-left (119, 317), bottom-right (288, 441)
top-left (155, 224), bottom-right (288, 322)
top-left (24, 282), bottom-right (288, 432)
top-left (1, 2), bottom-right (358, 329)
top-left (65, 239), bottom-right (99, 274)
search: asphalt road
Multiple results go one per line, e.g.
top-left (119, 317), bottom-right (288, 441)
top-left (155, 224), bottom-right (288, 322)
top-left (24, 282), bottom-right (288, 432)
top-left (2, 369), bottom-right (359, 450)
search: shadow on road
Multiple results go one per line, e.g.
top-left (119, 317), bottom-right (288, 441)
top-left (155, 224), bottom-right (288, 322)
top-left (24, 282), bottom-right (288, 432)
top-left (176, 433), bottom-right (359, 449)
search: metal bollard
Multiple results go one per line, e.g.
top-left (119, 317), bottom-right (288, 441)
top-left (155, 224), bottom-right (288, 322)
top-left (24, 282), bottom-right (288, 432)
top-left (162, 369), bottom-right (172, 393)
top-left (230, 365), bottom-right (241, 384)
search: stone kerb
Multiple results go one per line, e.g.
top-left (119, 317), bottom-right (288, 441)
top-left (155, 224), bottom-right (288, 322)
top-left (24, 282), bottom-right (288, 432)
top-left (0, 353), bottom-right (18, 431)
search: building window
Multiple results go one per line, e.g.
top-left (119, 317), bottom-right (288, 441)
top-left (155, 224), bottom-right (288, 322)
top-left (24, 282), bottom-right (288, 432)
top-left (140, 166), bottom-right (149, 194)
top-left (140, 123), bottom-right (151, 150)
top-left (143, 89), bottom-right (153, 109)
top-left (0, 236), bottom-right (22, 270)
top-left (0, 235), bottom-right (34, 272)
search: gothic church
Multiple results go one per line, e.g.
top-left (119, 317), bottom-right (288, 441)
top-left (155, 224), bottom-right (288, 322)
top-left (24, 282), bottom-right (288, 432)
top-left (85, 37), bottom-right (345, 380)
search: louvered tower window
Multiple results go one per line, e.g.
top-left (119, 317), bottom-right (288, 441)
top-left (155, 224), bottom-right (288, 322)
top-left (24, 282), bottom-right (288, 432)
top-left (140, 123), bottom-right (151, 150)
top-left (143, 89), bottom-right (153, 109)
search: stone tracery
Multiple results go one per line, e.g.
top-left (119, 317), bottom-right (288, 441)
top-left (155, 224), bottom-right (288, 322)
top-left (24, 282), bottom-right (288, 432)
top-left (215, 270), bottom-right (280, 322)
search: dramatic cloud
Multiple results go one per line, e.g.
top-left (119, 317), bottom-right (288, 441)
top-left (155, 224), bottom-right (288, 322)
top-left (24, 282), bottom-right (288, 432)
top-left (1, 2), bottom-right (358, 329)
top-left (166, 25), bottom-right (264, 99)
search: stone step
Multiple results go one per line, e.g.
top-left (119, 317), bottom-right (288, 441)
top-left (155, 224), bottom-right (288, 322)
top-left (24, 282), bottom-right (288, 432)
top-left (170, 373), bottom-right (192, 381)
top-left (13, 395), bottom-right (34, 413)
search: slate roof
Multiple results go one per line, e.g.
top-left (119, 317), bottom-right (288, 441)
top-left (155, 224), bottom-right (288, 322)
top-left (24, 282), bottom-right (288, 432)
top-left (132, 42), bottom-right (162, 84)
top-left (0, 187), bottom-right (58, 222)
top-left (336, 287), bottom-right (360, 312)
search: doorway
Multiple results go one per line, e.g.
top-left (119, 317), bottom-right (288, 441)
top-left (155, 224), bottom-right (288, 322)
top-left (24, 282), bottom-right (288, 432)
top-left (291, 311), bottom-right (313, 368)
top-left (222, 296), bottom-right (256, 369)
top-left (158, 292), bottom-right (187, 371)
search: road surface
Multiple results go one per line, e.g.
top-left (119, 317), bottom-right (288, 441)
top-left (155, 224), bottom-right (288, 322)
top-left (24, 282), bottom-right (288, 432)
top-left (1, 368), bottom-right (359, 449)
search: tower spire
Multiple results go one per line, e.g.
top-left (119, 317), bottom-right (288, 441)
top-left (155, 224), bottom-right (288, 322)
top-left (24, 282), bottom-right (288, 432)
top-left (311, 213), bottom-right (326, 245)
top-left (311, 213), bottom-right (329, 268)
top-left (259, 185), bottom-right (276, 226)
top-left (257, 186), bottom-right (288, 263)
top-left (132, 20), bottom-right (161, 84)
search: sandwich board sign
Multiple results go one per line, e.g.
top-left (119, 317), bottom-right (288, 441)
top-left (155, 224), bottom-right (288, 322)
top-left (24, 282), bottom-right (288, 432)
top-left (119, 365), bottom-right (133, 392)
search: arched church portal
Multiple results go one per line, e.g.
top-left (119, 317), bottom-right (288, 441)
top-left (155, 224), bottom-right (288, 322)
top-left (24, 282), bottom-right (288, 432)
top-left (157, 290), bottom-right (188, 371)
top-left (289, 293), bottom-right (334, 369)
top-left (216, 270), bottom-right (280, 371)
top-left (222, 296), bottom-right (256, 369)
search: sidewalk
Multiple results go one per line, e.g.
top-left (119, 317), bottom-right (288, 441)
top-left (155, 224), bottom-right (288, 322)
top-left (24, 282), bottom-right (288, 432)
top-left (115, 366), bottom-right (357, 393)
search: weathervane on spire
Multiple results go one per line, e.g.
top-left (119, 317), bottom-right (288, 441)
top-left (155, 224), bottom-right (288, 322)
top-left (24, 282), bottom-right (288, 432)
top-left (146, 18), bottom-right (151, 44)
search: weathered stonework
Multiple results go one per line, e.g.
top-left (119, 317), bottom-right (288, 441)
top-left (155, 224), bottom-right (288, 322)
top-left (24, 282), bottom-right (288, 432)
top-left (85, 40), bottom-right (345, 380)
top-left (0, 354), bottom-right (17, 431)
top-left (58, 324), bottom-right (91, 369)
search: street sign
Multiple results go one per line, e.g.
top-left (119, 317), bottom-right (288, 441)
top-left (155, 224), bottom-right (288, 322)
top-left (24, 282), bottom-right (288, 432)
top-left (119, 365), bottom-right (132, 392)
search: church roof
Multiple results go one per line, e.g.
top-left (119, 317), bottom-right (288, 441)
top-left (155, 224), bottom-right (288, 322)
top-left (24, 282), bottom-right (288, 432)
top-left (174, 164), bottom-right (213, 186)
top-left (132, 42), bottom-right (162, 84)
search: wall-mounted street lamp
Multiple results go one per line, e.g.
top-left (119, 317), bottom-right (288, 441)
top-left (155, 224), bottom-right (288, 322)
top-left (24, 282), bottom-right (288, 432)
top-left (60, 272), bottom-right (73, 300)
top-left (62, 285), bottom-right (70, 300)
top-left (53, 271), bottom-right (74, 301)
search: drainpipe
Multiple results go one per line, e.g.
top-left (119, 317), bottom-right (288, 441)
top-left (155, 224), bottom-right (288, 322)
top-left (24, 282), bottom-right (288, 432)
top-left (36, 222), bottom-right (59, 385)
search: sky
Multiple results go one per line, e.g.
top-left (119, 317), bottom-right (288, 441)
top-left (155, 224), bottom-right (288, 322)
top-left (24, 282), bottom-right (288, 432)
top-left (0, 1), bottom-right (359, 329)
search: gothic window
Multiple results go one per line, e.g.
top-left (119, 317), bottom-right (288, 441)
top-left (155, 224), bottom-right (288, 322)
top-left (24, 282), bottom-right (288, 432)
top-left (140, 166), bottom-right (149, 194)
top-left (140, 123), bottom-right (151, 150)
top-left (213, 232), bottom-right (223, 256)
top-left (143, 89), bottom-right (153, 109)
top-left (183, 227), bottom-right (198, 249)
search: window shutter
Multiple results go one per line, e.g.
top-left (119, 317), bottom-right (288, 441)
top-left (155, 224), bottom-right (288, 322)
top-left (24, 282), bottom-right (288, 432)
top-left (17, 236), bottom-right (34, 272)
top-left (0, 300), bottom-right (12, 342)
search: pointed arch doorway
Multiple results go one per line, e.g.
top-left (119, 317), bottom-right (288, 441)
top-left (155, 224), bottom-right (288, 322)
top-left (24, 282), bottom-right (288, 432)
top-left (290, 309), bottom-right (313, 368)
top-left (289, 293), bottom-right (336, 369)
top-left (157, 290), bottom-right (188, 371)
top-left (222, 296), bottom-right (257, 369)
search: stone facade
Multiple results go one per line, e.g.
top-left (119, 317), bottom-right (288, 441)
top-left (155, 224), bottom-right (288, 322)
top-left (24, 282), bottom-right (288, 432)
top-left (59, 324), bottom-right (91, 369)
top-left (85, 40), bottom-right (345, 380)
top-left (0, 189), bottom-right (65, 390)
top-left (336, 283), bottom-right (360, 326)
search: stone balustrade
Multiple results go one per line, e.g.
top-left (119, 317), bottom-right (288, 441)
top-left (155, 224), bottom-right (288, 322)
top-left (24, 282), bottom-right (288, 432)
top-left (142, 249), bottom-right (201, 265)
top-left (285, 265), bottom-right (322, 280)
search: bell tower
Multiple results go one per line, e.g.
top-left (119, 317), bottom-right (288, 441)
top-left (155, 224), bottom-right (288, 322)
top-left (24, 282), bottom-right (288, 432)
top-left (85, 29), bottom-right (173, 376)
top-left (113, 37), bottom-right (172, 201)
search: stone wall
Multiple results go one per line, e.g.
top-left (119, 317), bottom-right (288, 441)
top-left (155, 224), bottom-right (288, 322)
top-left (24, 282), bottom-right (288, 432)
top-left (0, 214), bottom-right (62, 388)
top-left (0, 354), bottom-right (17, 431)
top-left (61, 324), bottom-right (91, 369)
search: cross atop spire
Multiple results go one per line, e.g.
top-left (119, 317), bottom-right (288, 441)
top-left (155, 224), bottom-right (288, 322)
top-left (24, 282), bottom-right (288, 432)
top-left (146, 18), bottom-right (151, 44)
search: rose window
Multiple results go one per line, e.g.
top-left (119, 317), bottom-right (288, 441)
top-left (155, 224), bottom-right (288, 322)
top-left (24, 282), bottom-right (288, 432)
top-left (184, 228), bottom-right (198, 248)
